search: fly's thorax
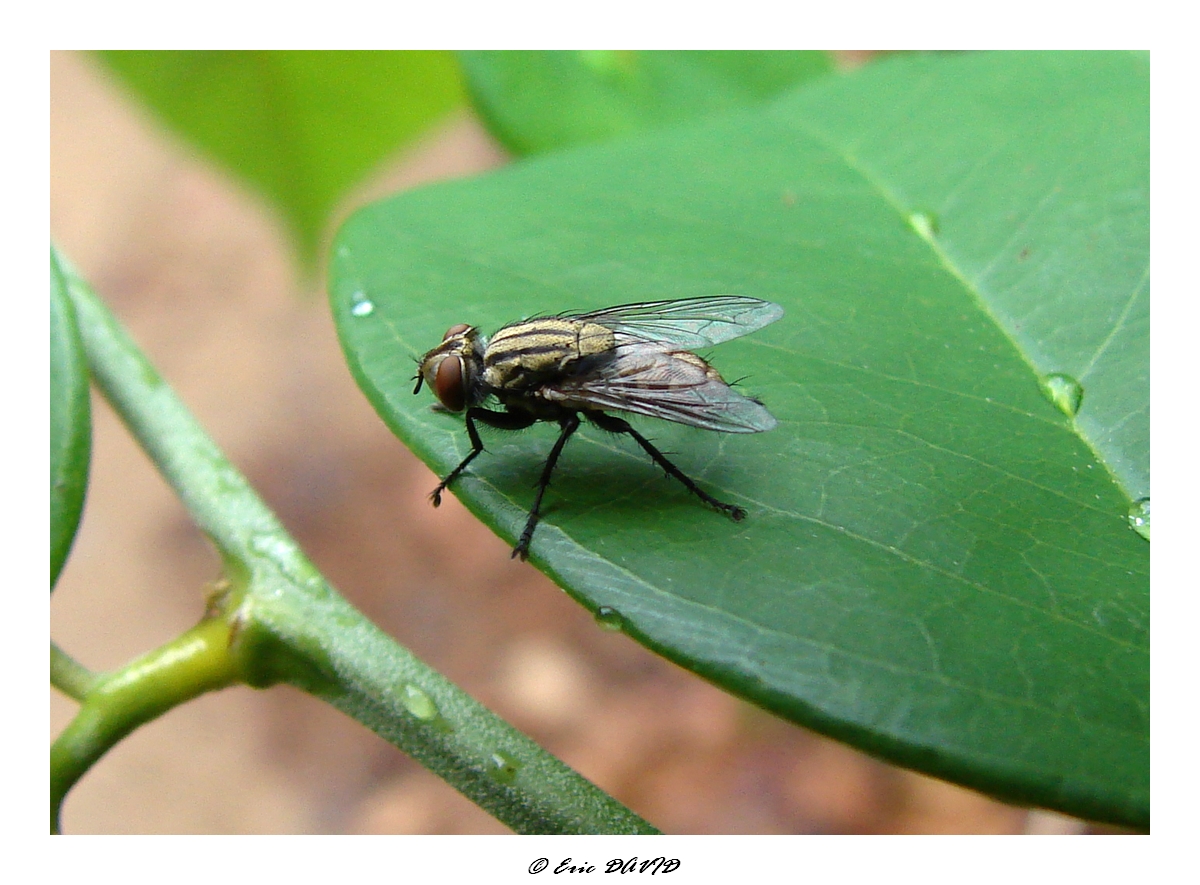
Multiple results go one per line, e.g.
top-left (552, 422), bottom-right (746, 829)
top-left (483, 318), bottom-right (616, 390)
top-left (417, 324), bottom-right (486, 411)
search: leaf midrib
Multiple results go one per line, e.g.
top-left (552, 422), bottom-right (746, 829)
top-left (781, 111), bottom-right (1140, 506)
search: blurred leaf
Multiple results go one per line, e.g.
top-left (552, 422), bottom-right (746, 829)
top-left (329, 52), bottom-right (1148, 827)
top-left (459, 50), bottom-right (834, 155)
top-left (96, 50), bottom-right (464, 266)
top-left (50, 247), bottom-right (92, 589)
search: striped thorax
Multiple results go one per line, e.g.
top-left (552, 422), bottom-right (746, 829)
top-left (483, 318), bottom-right (616, 392)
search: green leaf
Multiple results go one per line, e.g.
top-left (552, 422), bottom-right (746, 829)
top-left (329, 51), bottom-right (1148, 828)
top-left (96, 50), bottom-right (464, 266)
top-left (50, 247), bottom-right (91, 589)
top-left (459, 50), bottom-right (834, 155)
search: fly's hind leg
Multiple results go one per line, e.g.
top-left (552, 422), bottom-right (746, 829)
top-left (586, 411), bottom-right (747, 521)
top-left (431, 407), bottom-right (536, 506)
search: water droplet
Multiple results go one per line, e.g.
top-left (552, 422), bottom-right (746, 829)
top-left (400, 683), bottom-right (440, 721)
top-left (594, 606), bottom-right (625, 632)
top-left (1127, 498), bottom-right (1149, 541)
top-left (350, 295), bottom-right (375, 317)
top-left (1039, 373), bottom-right (1083, 417)
top-left (908, 210), bottom-right (939, 240)
top-left (485, 750), bottom-right (522, 784)
top-left (250, 533), bottom-right (295, 560)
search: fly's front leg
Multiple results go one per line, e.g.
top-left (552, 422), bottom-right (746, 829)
top-left (431, 407), bottom-right (536, 506)
top-left (513, 412), bottom-right (581, 561)
top-left (587, 412), bottom-right (747, 521)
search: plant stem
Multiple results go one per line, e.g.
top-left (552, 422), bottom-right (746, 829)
top-left (50, 618), bottom-right (241, 834)
top-left (56, 253), bottom-right (658, 835)
top-left (50, 642), bottom-right (97, 701)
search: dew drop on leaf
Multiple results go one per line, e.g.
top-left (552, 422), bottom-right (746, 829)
top-left (594, 606), bottom-right (626, 632)
top-left (1039, 373), bottom-right (1084, 417)
top-left (350, 293), bottom-right (375, 317)
top-left (908, 210), bottom-right (939, 240)
top-left (1127, 497), bottom-right (1149, 541)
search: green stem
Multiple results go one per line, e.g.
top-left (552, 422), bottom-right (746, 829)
top-left (50, 642), bottom-right (97, 701)
top-left (56, 251), bottom-right (657, 835)
top-left (50, 618), bottom-right (241, 834)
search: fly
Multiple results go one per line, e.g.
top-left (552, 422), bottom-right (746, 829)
top-left (413, 295), bottom-right (783, 560)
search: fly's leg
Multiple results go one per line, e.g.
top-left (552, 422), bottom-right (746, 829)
top-left (431, 407), bottom-right (536, 506)
top-left (513, 412), bottom-right (581, 560)
top-left (587, 412), bottom-right (747, 521)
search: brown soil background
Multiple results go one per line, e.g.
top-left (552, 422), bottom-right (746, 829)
top-left (50, 51), bottom-right (1087, 834)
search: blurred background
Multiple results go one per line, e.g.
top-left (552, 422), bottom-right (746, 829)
top-left (50, 50), bottom-right (1089, 834)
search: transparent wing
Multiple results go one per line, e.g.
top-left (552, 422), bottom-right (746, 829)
top-left (569, 295), bottom-right (784, 348)
top-left (542, 342), bottom-right (777, 433)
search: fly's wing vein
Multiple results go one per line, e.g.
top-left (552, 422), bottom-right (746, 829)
top-left (569, 295), bottom-right (783, 348)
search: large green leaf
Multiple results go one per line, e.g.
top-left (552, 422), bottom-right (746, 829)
top-left (96, 51), bottom-right (464, 266)
top-left (459, 50), bottom-right (834, 155)
top-left (329, 52), bottom-right (1148, 828)
top-left (50, 247), bottom-right (91, 589)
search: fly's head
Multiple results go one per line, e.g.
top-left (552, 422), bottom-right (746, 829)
top-left (414, 323), bottom-right (486, 412)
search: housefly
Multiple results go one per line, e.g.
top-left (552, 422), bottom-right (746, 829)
top-left (414, 295), bottom-right (783, 559)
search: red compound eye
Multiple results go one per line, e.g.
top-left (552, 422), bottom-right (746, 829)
top-left (434, 355), bottom-right (465, 412)
top-left (443, 323), bottom-right (470, 340)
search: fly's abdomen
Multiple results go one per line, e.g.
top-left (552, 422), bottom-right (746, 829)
top-left (483, 318), bottom-right (615, 390)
